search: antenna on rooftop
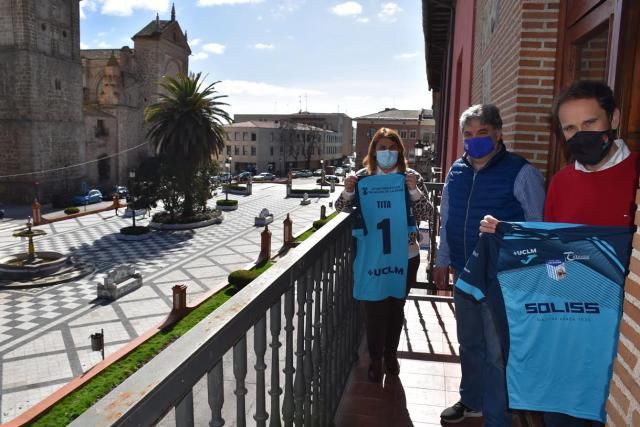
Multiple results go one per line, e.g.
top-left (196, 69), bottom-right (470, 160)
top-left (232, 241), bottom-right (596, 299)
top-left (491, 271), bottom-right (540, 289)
top-left (298, 96), bottom-right (302, 113)
top-left (305, 93), bottom-right (308, 112)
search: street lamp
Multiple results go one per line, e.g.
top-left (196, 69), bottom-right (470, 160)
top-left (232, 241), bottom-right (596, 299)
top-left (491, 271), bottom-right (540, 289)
top-left (225, 156), bottom-right (232, 201)
top-left (129, 170), bottom-right (136, 228)
top-left (414, 141), bottom-right (425, 157)
top-left (320, 159), bottom-right (325, 191)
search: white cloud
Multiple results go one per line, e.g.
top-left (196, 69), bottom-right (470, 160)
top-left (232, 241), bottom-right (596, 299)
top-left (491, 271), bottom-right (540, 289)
top-left (97, 41), bottom-right (111, 48)
top-left (98, 0), bottom-right (169, 16)
top-left (356, 17), bottom-right (369, 23)
top-left (394, 52), bottom-right (419, 60)
top-left (378, 2), bottom-right (402, 21)
top-left (191, 52), bottom-right (209, 60)
top-left (330, 1), bottom-right (362, 16)
top-left (254, 43), bottom-right (275, 50)
top-left (80, 0), bottom-right (98, 19)
top-left (198, 0), bottom-right (263, 5)
top-left (190, 38), bottom-right (202, 47)
top-left (203, 43), bottom-right (226, 54)
top-left (80, 42), bottom-right (90, 49)
top-left (271, 0), bottom-right (305, 18)
top-left (217, 80), bottom-right (323, 97)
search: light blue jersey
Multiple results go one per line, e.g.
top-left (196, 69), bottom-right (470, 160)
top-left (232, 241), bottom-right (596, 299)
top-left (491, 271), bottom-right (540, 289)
top-left (455, 222), bottom-right (632, 423)
top-left (352, 174), bottom-right (412, 301)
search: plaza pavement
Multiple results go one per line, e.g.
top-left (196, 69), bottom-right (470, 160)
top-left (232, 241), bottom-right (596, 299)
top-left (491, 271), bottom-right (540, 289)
top-left (0, 181), bottom-right (341, 424)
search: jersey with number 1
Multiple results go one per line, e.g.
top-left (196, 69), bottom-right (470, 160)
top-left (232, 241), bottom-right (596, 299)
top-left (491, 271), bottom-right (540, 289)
top-left (352, 173), bottom-right (412, 301)
top-left (455, 222), bottom-right (632, 423)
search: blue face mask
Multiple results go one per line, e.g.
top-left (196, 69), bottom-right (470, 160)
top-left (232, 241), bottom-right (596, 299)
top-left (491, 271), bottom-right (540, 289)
top-left (376, 150), bottom-right (399, 169)
top-left (464, 136), bottom-right (495, 159)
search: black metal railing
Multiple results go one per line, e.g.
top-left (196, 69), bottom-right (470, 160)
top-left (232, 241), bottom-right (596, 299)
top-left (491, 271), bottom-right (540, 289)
top-left (71, 212), bottom-right (360, 427)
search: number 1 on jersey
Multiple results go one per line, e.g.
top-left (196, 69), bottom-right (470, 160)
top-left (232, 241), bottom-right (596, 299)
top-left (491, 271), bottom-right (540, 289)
top-left (377, 218), bottom-right (391, 254)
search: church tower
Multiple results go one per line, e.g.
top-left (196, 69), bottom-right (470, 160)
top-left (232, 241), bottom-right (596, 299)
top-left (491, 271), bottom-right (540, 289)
top-left (0, 0), bottom-right (84, 202)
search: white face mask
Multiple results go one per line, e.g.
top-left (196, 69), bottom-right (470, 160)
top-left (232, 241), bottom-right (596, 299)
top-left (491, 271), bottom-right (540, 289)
top-left (376, 150), bottom-right (398, 168)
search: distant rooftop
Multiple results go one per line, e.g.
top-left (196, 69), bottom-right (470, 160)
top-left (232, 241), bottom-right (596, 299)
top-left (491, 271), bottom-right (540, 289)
top-left (355, 108), bottom-right (433, 121)
top-left (226, 121), bottom-right (332, 132)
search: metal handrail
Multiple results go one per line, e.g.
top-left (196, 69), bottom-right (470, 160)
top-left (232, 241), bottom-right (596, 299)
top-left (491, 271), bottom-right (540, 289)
top-left (71, 213), bottom-right (360, 427)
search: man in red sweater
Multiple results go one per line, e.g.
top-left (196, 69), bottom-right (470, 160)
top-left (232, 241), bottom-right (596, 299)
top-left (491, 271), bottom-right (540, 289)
top-left (480, 81), bottom-right (638, 426)
top-left (543, 80), bottom-right (638, 227)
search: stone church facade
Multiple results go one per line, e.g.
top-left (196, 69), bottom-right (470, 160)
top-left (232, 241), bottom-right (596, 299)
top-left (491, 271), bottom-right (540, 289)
top-left (0, 1), bottom-right (190, 203)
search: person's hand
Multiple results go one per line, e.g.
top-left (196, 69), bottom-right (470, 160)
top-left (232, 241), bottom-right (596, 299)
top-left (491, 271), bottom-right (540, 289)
top-left (405, 173), bottom-right (418, 190)
top-left (344, 175), bottom-right (357, 192)
top-left (479, 215), bottom-right (500, 234)
top-left (433, 266), bottom-right (450, 290)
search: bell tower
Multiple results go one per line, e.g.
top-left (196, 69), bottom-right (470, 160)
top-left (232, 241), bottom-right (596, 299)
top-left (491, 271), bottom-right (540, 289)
top-left (0, 0), bottom-right (84, 202)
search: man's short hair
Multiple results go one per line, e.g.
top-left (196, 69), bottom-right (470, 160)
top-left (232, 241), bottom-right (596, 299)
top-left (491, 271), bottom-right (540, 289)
top-left (552, 80), bottom-right (617, 120)
top-left (459, 104), bottom-right (503, 132)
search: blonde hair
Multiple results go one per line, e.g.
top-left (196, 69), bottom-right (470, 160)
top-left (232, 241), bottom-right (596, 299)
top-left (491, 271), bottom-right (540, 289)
top-left (363, 127), bottom-right (408, 174)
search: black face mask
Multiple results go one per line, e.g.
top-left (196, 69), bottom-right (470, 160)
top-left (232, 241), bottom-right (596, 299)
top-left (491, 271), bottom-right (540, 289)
top-left (566, 129), bottom-right (615, 166)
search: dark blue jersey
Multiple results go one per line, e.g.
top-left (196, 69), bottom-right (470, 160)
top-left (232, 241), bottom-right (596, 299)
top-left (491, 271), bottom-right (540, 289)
top-left (455, 222), bottom-right (632, 423)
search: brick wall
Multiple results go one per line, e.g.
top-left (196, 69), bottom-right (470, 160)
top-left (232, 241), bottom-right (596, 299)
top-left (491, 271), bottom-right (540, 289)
top-left (607, 189), bottom-right (640, 425)
top-left (472, 0), bottom-right (560, 176)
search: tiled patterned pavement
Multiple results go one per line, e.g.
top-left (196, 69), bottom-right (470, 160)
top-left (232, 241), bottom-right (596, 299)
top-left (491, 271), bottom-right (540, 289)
top-left (0, 182), bottom-right (340, 423)
top-left (333, 291), bottom-right (464, 427)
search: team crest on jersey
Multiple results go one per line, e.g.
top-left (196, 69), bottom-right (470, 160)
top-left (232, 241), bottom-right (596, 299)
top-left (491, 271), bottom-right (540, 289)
top-left (362, 187), bottom-right (369, 196)
top-left (546, 259), bottom-right (567, 281)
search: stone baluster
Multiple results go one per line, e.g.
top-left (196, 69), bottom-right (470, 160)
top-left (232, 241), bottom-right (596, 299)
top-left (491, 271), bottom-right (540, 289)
top-left (208, 359), bottom-right (225, 427)
top-left (269, 299), bottom-right (283, 427)
top-left (293, 274), bottom-right (306, 425)
top-left (303, 268), bottom-right (314, 422)
top-left (234, 335), bottom-right (248, 427)
top-left (282, 285), bottom-right (295, 426)
top-left (311, 258), bottom-right (324, 426)
top-left (175, 389), bottom-right (194, 427)
top-left (254, 315), bottom-right (268, 426)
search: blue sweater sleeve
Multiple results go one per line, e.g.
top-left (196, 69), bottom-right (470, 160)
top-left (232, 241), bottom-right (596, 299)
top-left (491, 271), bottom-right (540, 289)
top-left (513, 163), bottom-right (545, 221)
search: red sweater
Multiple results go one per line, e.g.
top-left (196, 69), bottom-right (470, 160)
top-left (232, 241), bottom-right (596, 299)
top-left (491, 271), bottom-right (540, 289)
top-left (544, 152), bottom-right (639, 226)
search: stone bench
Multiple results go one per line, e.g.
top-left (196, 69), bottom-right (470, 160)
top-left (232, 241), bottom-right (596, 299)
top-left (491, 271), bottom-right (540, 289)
top-left (255, 208), bottom-right (274, 226)
top-left (97, 264), bottom-right (143, 300)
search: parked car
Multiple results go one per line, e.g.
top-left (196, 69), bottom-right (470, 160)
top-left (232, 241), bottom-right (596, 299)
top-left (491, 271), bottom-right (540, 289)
top-left (111, 186), bottom-right (128, 199)
top-left (218, 172), bottom-right (232, 183)
top-left (312, 169), bottom-right (323, 176)
top-left (234, 171), bottom-right (253, 183)
top-left (0, 203), bottom-right (4, 220)
top-left (298, 169), bottom-right (313, 178)
top-left (72, 189), bottom-right (103, 206)
top-left (317, 175), bottom-right (340, 184)
top-left (290, 170), bottom-right (301, 178)
top-left (335, 167), bottom-right (345, 176)
top-left (253, 172), bottom-right (275, 181)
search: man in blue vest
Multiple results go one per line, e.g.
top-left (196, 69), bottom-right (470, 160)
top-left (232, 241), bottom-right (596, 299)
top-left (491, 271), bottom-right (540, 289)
top-left (435, 104), bottom-right (545, 425)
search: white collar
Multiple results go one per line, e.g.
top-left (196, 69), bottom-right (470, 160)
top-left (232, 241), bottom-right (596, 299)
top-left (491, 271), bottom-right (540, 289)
top-left (575, 139), bottom-right (630, 172)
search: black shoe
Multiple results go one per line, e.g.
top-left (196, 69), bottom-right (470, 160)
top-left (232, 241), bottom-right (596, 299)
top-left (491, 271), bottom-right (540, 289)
top-left (440, 401), bottom-right (482, 423)
top-left (384, 355), bottom-right (400, 375)
top-left (368, 359), bottom-right (383, 382)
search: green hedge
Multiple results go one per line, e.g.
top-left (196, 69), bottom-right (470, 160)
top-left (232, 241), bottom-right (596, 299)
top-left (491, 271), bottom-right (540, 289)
top-left (216, 199), bottom-right (238, 206)
top-left (228, 270), bottom-right (260, 289)
top-left (290, 188), bottom-right (329, 194)
top-left (64, 206), bottom-right (80, 215)
top-left (152, 209), bottom-right (221, 224)
top-left (226, 184), bottom-right (247, 191)
top-left (120, 226), bottom-right (150, 235)
top-left (313, 218), bottom-right (331, 229)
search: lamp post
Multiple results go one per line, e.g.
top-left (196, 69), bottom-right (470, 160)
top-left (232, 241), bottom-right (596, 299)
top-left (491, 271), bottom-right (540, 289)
top-left (320, 159), bottom-right (325, 191)
top-left (225, 156), bottom-right (232, 201)
top-left (129, 170), bottom-right (136, 228)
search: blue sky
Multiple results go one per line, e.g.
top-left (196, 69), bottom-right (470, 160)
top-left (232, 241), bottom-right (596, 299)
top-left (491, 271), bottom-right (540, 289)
top-left (80, 0), bottom-right (432, 119)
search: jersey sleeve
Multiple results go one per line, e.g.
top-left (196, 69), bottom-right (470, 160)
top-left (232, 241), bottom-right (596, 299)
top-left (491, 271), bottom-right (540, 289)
top-left (455, 233), bottom-right (496, 301)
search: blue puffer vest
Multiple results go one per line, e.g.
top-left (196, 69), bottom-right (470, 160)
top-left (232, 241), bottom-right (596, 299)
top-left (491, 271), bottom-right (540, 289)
top-left (446, 147), bottom-right (528, 272)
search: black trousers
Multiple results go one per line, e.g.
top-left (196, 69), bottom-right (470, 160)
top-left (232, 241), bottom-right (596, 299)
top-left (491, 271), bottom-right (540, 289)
top-left (363, 256), bottom-right (420, 361)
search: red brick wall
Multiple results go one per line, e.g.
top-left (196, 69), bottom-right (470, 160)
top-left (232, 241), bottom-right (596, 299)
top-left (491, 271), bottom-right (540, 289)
top-left (471, 0), bottom-right (560, 176)
top-left (607, 188), bottom-right (640, 425)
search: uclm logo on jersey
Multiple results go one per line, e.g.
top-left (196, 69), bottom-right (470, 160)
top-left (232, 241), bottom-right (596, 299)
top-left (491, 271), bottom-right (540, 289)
top-left (368, 266), bottom-right (404, 277)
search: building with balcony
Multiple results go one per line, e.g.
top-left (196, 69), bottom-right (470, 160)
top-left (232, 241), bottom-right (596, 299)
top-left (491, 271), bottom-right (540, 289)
top-left (222, 121), bottom-right (342, 175)
top-left (234, 112), bottom-right (353, 160)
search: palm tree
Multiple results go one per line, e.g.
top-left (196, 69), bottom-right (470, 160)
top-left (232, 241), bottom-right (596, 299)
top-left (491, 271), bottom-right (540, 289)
top-left (144, 72), bottom-right (231, 217)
